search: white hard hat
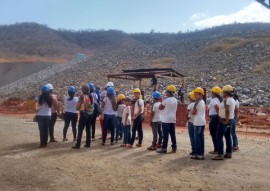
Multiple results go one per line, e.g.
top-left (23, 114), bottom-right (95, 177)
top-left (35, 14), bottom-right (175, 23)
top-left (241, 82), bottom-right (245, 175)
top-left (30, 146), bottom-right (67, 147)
top-left (107, 82), bottom-right (114, 87)
top-left (46, 83), bottom-right (53, 90)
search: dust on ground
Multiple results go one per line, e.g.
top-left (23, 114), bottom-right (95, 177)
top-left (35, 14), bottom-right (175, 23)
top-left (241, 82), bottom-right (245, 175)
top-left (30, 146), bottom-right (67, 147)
top-left (0, 115), bottom-right (269, 191)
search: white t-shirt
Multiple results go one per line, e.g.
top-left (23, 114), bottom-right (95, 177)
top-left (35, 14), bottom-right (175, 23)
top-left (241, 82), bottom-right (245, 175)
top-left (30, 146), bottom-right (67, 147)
top-left (64, 96), bottom-right (78, 114)
top-left (161, 97), bottom-right (177, 123)
top-left (37, 102), bottom-right (51, 116)
top-left (122, 106), bottom-right (132, 126)
top-left (219, 97), bottom-right (236, 119)
top-left (193, 100), bottom-right (206, 126)
top-left (134, 99), bottom-right (144, 116)
top-left (152, 102), bottom-right (162, 122)
top-left (103, 97), bottom-right (116, 115)
top-left (208, 97), bottom-right (220, 116)
top-left (91, 93), bottom-right (98, 103)
top-left (116, 103), bottom-right (126, 117)
top-left (187, 102), bottom-right (195, 123)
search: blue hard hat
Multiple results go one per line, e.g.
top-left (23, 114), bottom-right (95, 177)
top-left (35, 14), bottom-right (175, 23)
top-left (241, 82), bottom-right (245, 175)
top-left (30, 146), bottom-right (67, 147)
top-left (88, 83), bottom-right (95, 90)
top-left (41, 85), bottom-right (50, 93)
top-left (68, 86), bottom-right (76, 93)
top-left (107, 87), bottom-right (115, 94)
top-left (152, 91), bottom-right (161, 99)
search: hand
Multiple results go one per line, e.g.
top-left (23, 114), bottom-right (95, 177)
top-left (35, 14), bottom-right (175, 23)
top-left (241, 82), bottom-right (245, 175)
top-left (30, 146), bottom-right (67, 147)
top-left (222, 119), bottom-right (229, 126)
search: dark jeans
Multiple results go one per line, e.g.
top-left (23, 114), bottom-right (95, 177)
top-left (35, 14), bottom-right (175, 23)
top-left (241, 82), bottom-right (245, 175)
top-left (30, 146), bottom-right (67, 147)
top-left (123, 125), bottom-right (131, 144)
top-left (75, 112), bottom-right (92, 148)
top-left (116, 116), bottom-right (123, 141)
top-left (194, 125), bottom-right (205, 156)
top-left (49, 112), bottom-right (57, 140)
top-left (161, 123), bottom-right (177, 151)
top-left (130, 114), bottom-right (144, 145)
top-left (91, 114), bottom-right (98, 139)
top-left (231, 120), bottom-right (238, 147)
top-left (37, 116), bottom-right (51, 146)
top-left (209, 115), bottom-right (219, 152)
top-left (151, 121), bottom-right (162, 145)
top-left (188, 122), bottom-right (195, 153)
top-left (217, 119), bottom-right (234, 155)
top-left (103, 114), bottom-right (116, 143)
top-left (63, 112), bottom-right (78, 139)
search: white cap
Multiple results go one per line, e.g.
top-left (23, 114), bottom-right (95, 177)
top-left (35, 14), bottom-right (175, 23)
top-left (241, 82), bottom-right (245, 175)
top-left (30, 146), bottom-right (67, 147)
top-left (107, 82), bottom-right (114, 87)
top-left (47, 83), bottom-right (53, 90)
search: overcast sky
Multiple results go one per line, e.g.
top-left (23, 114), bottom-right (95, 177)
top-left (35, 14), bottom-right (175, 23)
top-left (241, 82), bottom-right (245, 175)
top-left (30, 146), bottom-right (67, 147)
top-left (0, 0), bottom-right (270, 33)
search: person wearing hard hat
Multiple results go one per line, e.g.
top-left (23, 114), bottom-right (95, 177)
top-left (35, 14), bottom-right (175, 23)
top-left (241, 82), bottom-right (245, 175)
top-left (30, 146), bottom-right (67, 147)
top-left (212, 85), bottom-right (237, 160)
top-left (72, 84), bottom-right (94, 149)
top-left (208, 86), bottom-right (223, 154)
top-left (36, 85), bottom-right (53, 148)
top-left (191, 87), bottom-right (206, 160)
top-left (147, 91), bottom-right (163, 151)
top-left (157, 85), bottom-right (178, 154)
top-left (62, 86), bottom-right (78, 142)
top-left (128, 88), bottom-right (144, 148)
top-left (115, 94), bottom-right (126, 143)
top-left (101, 87), bottom-right (117, 145)
top-left (89, 83), bottom-right (99, 141)
top-left (47, 83), bottom-right (60, 143)
top-left (186, 91), bottom-right (196, 156)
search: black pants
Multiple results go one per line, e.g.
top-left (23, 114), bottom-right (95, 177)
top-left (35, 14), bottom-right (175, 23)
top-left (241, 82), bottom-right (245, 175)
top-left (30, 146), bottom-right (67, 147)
top-left (91, 114), bottom-right (98, 139)
top-left (209, 115), bottom-right (219, 152)
top-left (130, 114), bottom-right (144, 145)
top-left (75, 112), bottom-right (92, 148)
top-left (37, 116), bottom-right (51, 146)
top-left (63, 112), bottom-right (78, 139)
top-left (49, 112), bottom-right (57, 140)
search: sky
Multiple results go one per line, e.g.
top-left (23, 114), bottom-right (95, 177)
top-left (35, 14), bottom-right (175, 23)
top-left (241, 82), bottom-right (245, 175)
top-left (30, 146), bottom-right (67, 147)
top-left (0, 0), bottom-right (270, 33)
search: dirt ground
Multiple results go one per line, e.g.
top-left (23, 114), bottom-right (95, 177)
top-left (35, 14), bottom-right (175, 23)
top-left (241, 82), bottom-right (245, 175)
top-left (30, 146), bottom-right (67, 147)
top-left (0, 114), bottom-right (269, 191)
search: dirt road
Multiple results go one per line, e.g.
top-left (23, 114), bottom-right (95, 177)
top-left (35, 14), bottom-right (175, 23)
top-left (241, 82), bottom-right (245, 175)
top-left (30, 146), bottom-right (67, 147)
top-left (0, 115), bottom-right (269, 191)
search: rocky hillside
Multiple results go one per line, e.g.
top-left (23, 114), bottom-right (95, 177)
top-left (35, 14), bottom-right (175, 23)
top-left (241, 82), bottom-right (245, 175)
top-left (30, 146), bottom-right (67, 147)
top-left (0, 23), bottom-right (270, 106)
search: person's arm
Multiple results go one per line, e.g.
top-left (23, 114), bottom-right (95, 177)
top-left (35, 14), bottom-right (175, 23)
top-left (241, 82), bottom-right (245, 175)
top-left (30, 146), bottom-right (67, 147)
top-left (52, 96), bottom-right (60, 115)
top-left (149, 104), bottom-right (155, 126)
top-left (224, 105), bottom-right (230, 124)
top-left (159, 99), bottom-right (166, 110)
top-left (214, 104), bottom-right (219, 114)
top-left (133, 100), bottom-right (142, 120)
top-left (76, 96), bottom-right (82, 110)
top-left (234, 106), bottom-right (239, 122)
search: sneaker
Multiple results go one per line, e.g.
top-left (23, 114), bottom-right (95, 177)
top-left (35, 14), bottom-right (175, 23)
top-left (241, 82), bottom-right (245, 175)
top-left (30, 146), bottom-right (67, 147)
top-left (63, 138), bottom-right (68, 142)
top-left (224, 153), bottom-right (232, 158)
top-left (171, 148), bottom-right (177, 153)
top-left (136, 143), bottom-right (142, 147)
top-left (156, 149), bottom-right (167, 154)
top-left (190, 155), bottom-right (204, 160)
top-left (189, 151), bottom-right (196, 156)
top-left (72, 146), bottom-right (80, 149)
top-left (157, 144), bottom-right (162, 149)
top-left (233, 147), bottom-right (239, 152)
top-left (38, 145), bottom-right (44, 149)
top-left (120, 144), bottom-right (126, 147)
top-left (50, 139), bottom-right (58, 143)
top-left (212, 155), bottom-right (224, 160)
top-left (127, 144), bottom-right (133, 148)
top-left (110, 142), bottom-right (114, 145)
top-left (84, 144), bottom-right (90, 148)
top-left (147, 145), bottom-right (157, 151)
top-left (209, 151), bottom-right (218, 154)
top-left (92, 138), bottom-right (96, 141)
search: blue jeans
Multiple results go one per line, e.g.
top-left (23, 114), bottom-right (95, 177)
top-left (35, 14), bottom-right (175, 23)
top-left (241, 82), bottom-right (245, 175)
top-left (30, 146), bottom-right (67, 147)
top-left (130, 114), bottom-right (144, 145)
top-left (116, 116), bottom-right (123, 141)
top-left (231, 120), bottom-right (238, 147)
top-left (37, 116), bottom-right (51, 146)
top-left (63, 112), bottom-right (78, 139)
top-left (194, 125), bottom-right (205, 156)
top-left (123, 125), bottom-right (131, 144)
top-left (188, 122), bottom-right (195, 153)
top-left (161, 123), bottom-right (177, 151)
top-left (103, 114), bottom-right (116, 143)
top-left (217, 119), bottom-right (234, 155)
top-left (209, 115), bottom-right (219, 152)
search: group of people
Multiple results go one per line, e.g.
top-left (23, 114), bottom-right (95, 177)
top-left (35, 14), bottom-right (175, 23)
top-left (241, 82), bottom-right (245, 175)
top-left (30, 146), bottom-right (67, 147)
top-left (35, 81), bottom-right (239, 160)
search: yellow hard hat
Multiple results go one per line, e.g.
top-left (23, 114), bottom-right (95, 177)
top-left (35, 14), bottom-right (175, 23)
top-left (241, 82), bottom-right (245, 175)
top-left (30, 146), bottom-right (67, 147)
top-left (133, 88), bottom-right (141, 94)
top-left (166, 85), bottom-right (177, 93)
top-left (211, 86), bottom-right (222, 95)
top-left (140, 95), bottom-right (142, 99)
top-left (117, 94), bottom-right (125, 100)
top-left (189, 91), bottom-right (195, 101)
top-left (222, 85), bottom-right (234, 93)
top-left (194, 87), bottom-right (204, 95)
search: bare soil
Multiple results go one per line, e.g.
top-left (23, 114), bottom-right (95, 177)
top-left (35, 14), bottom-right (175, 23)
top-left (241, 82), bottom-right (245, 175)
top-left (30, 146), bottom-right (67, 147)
top-left (0, 114), bottom-right (269, 191)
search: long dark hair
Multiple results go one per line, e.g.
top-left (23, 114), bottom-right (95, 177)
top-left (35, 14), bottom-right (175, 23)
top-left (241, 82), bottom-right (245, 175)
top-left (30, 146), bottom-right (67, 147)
top-left (68, 92), bottom-right (75, 101)
top-left (81, 92), bottom-right (93, 104)
top-left (107, 93), bottom-right (117, 111)
top-left (233, 93), bottom-right (240, 101)
top-left (38, 92), bottom-right (53, 108)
